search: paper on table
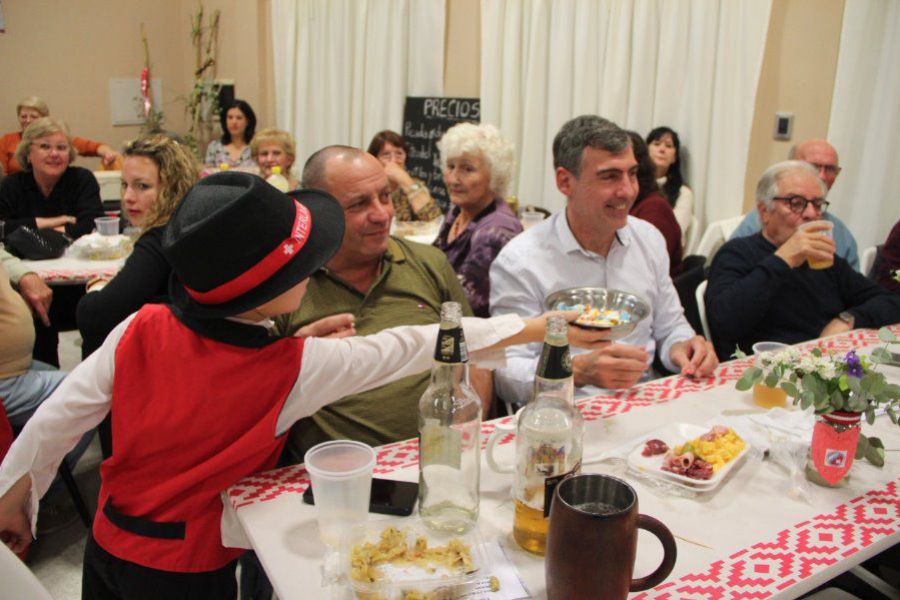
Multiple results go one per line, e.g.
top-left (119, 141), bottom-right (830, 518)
top-left (457, 541), bottom-right (530, 600)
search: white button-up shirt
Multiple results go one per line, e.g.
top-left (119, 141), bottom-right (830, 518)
top-left (489, 211), bottom-right (696, 403)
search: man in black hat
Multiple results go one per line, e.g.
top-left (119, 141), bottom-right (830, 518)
top-left (277, 146), bottom-right (494, 462)
top-left (0, 172), bottom-right (592, 599)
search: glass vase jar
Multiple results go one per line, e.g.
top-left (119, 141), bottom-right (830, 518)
top-left (806, 411), bottom-right (861, 488)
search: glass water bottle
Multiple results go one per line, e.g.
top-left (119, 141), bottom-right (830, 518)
top-left (418, 302), bottom-right (482, 533)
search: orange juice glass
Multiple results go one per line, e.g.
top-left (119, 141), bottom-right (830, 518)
top-left (751, 341), bottom-right (790, 408)
top-left (798, 220), bottom-right (834, 270)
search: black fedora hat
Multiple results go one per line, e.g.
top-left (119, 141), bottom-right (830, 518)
top-left (163, 171), bottom-right (344, 318)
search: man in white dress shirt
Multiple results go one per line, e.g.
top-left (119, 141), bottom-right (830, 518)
top-left (490, 115), bottom-right (718, 403)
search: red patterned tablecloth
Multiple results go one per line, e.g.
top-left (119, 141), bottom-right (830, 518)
top-left (226, 326), bottom-right (899, 598)
top-left (19, 255), bottom-right (124, 284)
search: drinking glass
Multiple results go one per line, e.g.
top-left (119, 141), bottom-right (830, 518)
top-left (751, 341), bottom-right (790, 408)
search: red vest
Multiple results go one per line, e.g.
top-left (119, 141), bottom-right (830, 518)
top-left (92, 305), bottom-right (304, 572)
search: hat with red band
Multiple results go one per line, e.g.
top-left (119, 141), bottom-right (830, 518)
top-left (163, 171), bottom-right (344, 318)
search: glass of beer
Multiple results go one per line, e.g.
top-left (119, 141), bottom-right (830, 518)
top-left (797, 220), bottom-right (834, 269)
top-left (751, 341), bottom-right (790, 408)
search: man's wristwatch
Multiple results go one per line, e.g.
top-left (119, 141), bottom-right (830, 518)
top-left (837, 311), bottom-right (855, 329)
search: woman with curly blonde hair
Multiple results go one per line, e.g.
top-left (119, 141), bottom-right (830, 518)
top-left (78, 134), bottom-right (199, 357)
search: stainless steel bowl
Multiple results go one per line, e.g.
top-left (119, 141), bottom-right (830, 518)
top-left (544, 287), bottom-right (650, 341)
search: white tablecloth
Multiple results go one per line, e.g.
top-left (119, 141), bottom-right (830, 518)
top-left (225, 327), bottom-right (900, 599)
top-left (20, 250), bottom-right (125, 284)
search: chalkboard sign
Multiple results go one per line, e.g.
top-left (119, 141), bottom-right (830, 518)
top-left (403, 97), bottom-right (480, 211)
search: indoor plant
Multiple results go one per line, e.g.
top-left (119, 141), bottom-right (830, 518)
top-left (736, 327), bottom-right (900, 484)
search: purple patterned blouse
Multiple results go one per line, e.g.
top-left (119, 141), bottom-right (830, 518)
top-left (434, 199), bottom-right (523, 317)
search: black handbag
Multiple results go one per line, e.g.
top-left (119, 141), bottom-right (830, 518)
top-left (4, 226), bottom-right (70, 260)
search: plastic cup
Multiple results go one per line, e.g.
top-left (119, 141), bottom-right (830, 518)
top-left (95, 216), bottom-right (120, 236)
top-left (520, 210), bottom-right (544, 231)
top-left (797, 220), bottom-right (834, 269)
top-left (304, 440), bottom-right (375, 547)
top-left (751, 341), bottom-right (790, 408)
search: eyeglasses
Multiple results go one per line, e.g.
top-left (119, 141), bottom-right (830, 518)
top-left (32, 142), bottom-right (70, 154)
top-left (809, 162), bottom-right (842, 177)
top-left (772, 195), bottom-right (830, 214)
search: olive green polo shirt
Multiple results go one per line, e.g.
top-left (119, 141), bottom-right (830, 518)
top-left (276, 236), bottom-right (472, 463)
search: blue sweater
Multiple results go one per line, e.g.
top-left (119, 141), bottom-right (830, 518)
top-left (705, 233), bottom-right (900, 359)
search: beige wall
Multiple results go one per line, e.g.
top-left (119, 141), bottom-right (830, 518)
top-left (742, 0), bottom-right (844, 210)
top-left (0, 0), bottom-right (273, 169)
top-left (444, 0), bottom-right (480, 97)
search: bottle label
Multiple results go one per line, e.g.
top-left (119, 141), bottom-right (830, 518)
top-left (536, 344), bottom-right (572, 380)
top-left (435, 327), bottom-right (468, 364)
top-left (543, 461), bottom-right (581, 518)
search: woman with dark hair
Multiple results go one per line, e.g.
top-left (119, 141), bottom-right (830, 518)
top-left (628, 131), bottom-right (682, 277)
top-left (204, 99), bottom-right (257, 170)
top-left (646, 126), bottom-right (694, 246)
top-left (367, 129), bottom-right (442, 222)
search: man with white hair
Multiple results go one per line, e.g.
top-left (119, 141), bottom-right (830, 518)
top-left (730, 139), bottom-right (859, 270)
top-left (706, 160), bottom-right (900, 358)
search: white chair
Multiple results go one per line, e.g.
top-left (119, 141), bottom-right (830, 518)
top-left (0, 543), bottom-right (54, 600)
top-left (684, 215), bottom-right (701, 256)
top-left (695, 280), bottom-right (712, 341)
top-left (694, 215), bottom-right (745, 263)
top-left (860, 246), bottom-right (877, 276)
top-left (94, 170), bottom-right (123, 203)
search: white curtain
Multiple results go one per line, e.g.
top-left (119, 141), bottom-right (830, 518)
top-left (481, 0), bottom-right (771, 232)
top-left (827, 1), bottom-right (900, 253)
top-left (271, 0), bottom-right (446, 168)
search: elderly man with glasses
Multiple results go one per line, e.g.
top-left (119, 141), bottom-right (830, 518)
top-left (730, 139), bottom-right (859, 270)
top-left (705, 160), bottom-right (900, 359)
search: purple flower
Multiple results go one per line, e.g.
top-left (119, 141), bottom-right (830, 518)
top-left (845, 350), bottom-right (863, 378)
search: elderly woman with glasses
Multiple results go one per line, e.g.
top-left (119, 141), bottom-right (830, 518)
top-left (367, 129), bottom-right (442, 222)
top-left (434, 123), bottom-right (522, 317)
top-left (0, 117), bottom-right (105, 366)
top-left (0, 116), bottom-right (104, 239)
top-left (1, 96), bottom-right (120, 176)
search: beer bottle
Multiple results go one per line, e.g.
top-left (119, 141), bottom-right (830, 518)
top-left (512, 315), bottom-right (583, 554)
top-left (418, 302), bottom-right (481, 533)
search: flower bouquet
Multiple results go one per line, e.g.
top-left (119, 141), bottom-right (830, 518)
top-left (736, 328), bottom-right (900, 482)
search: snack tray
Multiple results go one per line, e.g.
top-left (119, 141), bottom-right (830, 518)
top-left (626, 422), bottom-right (750, 491)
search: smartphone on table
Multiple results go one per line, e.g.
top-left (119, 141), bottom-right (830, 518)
top-left (302, 477), bottom-right (419, 517)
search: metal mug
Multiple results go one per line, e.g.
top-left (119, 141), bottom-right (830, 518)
top-left (545, 474), bottom-right (677, 599)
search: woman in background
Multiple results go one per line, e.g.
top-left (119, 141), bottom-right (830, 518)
top-left (204, 99), bottom-right (256, 170)
top-left (628, 131), bottom-right (682, 277)
top-left (77, 134), bottom-right (199, 358)
top-left (1, 96), bottom-right (121, 175)
top-left (251, 128), bottom-right (300, 191)
top-left (367, 129), bottom-right (442, 222)
top-left (434, 123), bottom-right (521, 317)
top-left (77, 134), bottom-right (198, 458)
top-left (0, 117), bottom-right (105, 366)
top-left (647, 126), bottom-right (694, 247)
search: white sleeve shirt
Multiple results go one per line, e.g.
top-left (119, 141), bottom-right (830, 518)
top-left (0, 311), bottom-right (524, 535)
top-left (489, 212), bottom-right (696, 404)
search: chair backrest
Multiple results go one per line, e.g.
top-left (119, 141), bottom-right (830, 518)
top-left (684, 215), bottom-right (701, 255)
top-left (673, 264), bottom-right (705, 336)
top-left (861, 246), bottom-right (877, 277)
top-left (695, 279), bottom-right (712, 341)
top-left (694, 215), bottom-right (745, 263)
top-left (0, 543), bottom-right (54, 600)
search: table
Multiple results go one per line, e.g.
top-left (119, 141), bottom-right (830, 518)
top-left (224, 328), bottom-right (900, 599)
top-left (20, 250), bottom-right (125, 285)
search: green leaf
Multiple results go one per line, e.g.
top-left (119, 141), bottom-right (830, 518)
top-left (815, 396), bottom-right (832, 413)
top-left (856, 434), bottom-right (870, 459)
top-left (847, 376), bottom-right (862, 394)
top-left (838, 374), bottom-right (850, 392)
top-left (764, 370), bottom-right (780, 389)
top-left (732, 346), bottom-right (749, 359)
top-left (735, 367), bottom-right (761, 391)
top-left (849, 393), bottom-right (868, 413)
top-left (866, 407), bottom-right (876, 425)
top-left (887, 406), bottom-right (898, 424)
top-left (865, 438), bottom-right (885, 467)
top-left (870, 347), bottom-right (892, 364)
top-left (800, 391), bottom-right (815, 410)
top-left (780, 381), bottom-right (799, 397)
top-left (877, 327), bottom-right (897, 343)
top-left (830, 390), bottom-right (845, 410)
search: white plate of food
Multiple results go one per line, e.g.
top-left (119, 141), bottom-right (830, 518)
top-left (627, 423), bottom-right (749, 491)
